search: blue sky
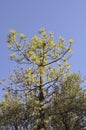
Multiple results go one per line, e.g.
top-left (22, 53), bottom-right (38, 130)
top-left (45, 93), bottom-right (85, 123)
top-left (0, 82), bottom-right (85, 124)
top-left (0, 0), bottom-right (86, 97)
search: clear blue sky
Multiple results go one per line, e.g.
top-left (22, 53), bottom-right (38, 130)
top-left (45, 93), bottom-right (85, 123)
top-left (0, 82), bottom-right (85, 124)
top-left (0, 0), bottom-right (86, 97)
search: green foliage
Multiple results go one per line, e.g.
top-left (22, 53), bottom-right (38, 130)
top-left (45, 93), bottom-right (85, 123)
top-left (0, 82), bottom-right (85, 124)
top-left (49, 73), bottom-right (86, 130)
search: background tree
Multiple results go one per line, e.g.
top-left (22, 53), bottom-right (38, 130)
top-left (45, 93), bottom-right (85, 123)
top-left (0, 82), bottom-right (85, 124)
top-left (0, 92), bottom-right (24, 130)
top-left (49, 73), bottom-right (86, 130)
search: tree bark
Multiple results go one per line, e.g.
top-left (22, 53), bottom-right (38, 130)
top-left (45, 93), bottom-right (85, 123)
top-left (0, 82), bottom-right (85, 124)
top-left (37, 74), bottom-right (46, 130)
top-left (14, 125), bottom-right (18, 130)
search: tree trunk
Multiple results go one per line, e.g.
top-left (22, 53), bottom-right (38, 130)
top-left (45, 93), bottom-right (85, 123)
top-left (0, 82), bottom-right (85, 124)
top-left (14, 125), bottom-right (18, 130)
top-left (37, 66), bottom-right (47, 130)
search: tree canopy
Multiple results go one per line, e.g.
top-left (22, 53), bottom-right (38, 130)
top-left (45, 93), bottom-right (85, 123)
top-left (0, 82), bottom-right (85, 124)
top-left (0, 29), bottom-right (86, 130)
